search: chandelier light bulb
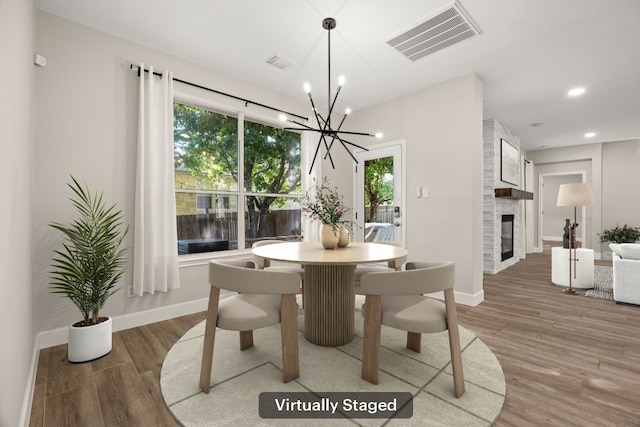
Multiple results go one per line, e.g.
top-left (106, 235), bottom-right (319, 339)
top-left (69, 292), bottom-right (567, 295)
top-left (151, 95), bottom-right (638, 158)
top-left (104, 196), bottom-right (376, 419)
top-left (303, 82), bottom-right (311, 93)
top-left (338, 75), bottom-right (346, 86)
top-left (345, 108), bottom-right (351, 115)
top-left (278, 114), bottom-right (287, 121)
top-left (375, 132), bottom-right (383, 139)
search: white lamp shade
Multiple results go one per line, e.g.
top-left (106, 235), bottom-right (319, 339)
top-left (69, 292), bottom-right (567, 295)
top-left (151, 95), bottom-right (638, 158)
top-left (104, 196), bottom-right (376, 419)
top-left (557, 183), bottom-right (594, 207)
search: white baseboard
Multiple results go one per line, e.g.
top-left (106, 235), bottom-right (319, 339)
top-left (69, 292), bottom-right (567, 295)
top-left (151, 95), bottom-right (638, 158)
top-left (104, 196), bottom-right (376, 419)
top-left (111, 298), bottom-right (209, 333)
top-left (427, 289), bottom-right (484, 307)
top-left (37, 297), bottom-right (209, 349)
top-left (19, 339), bottom-right (40, 427)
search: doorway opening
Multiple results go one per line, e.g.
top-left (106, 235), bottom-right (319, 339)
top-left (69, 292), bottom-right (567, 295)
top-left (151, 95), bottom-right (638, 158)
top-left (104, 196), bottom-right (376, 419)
top-left (354, 141), bottom-right (405, 243)
top-left (538, 172), bottom-right (587, 251)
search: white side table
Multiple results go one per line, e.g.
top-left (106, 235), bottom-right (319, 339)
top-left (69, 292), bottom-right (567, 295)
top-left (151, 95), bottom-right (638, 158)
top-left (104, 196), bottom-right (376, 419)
top-left (551, 247), bottom-right (594, 289)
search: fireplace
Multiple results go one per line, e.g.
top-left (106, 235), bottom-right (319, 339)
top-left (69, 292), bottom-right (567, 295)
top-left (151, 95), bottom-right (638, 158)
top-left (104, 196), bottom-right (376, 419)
top-left (501, 215), bottom-right (514, 261)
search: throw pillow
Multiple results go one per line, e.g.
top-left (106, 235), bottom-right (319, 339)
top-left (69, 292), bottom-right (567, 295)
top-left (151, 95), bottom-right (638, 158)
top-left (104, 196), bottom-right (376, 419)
top-left (610, 243), bottom-right (623, 257)
top-left (621, 243), bottom-right (640, 260)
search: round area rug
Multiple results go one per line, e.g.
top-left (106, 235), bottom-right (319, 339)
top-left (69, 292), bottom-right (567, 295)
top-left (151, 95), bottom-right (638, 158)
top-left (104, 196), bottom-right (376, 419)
top-left (161, 297), bottom-right (505, 426)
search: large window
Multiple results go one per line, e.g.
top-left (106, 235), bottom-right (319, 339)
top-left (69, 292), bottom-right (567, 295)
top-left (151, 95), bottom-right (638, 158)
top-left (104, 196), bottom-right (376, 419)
top-left (174, 102), bottom-right (302, 254)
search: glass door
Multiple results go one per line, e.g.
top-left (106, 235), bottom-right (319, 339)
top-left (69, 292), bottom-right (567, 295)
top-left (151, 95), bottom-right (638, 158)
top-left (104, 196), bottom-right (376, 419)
top-left (354, 141), bottom-right (404, 243)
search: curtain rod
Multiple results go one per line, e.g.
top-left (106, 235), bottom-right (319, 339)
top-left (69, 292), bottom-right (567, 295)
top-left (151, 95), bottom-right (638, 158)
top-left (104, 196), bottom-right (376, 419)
top-left (131, 64), bottom-right (308, 122)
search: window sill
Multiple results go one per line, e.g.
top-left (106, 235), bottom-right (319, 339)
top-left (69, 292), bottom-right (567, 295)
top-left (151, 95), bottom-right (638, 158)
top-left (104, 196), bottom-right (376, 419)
top-left (178, 249), bottom-right (252, 268)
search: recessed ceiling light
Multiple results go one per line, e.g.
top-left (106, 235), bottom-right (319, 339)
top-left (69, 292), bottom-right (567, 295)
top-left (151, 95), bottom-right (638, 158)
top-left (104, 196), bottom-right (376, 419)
top-left (531, 122), bottom-right (543, 127)
top-left (568, 87), bottom-right (585, 97)
top-left (585, 132), bottom-right (596, 138)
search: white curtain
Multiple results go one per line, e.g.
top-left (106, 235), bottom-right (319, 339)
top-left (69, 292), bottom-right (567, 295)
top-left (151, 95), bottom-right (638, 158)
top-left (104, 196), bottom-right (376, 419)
top-left (133, 63), bottom-right (180, 295)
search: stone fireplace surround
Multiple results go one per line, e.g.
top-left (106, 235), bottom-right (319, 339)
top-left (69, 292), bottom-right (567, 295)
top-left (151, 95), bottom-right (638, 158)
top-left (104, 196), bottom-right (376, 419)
top-left (485, 198), bottom-right (521, 273)
top-left (483, 119), bottom-right (525, 274)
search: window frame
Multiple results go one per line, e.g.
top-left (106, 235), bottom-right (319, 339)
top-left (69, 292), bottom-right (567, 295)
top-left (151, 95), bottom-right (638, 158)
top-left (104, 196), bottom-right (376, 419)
top-left (173, 91), bottom-right (303, 265)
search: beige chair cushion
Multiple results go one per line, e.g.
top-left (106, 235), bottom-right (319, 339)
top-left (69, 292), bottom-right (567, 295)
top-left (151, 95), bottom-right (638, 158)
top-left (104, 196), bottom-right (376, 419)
top-left (217, 293), bottom-right (283, 331)
top-left (362, 295), bottom-right (447, 333)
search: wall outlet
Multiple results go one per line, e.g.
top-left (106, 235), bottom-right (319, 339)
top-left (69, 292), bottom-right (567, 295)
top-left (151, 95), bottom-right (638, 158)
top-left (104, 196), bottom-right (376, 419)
top-left (422, 188), bottom-right (429, 198)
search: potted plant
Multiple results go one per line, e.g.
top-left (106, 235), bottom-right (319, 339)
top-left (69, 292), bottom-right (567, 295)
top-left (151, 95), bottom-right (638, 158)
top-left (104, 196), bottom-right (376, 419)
top-left (599, 224), bottom-right (640, 244)
top-left (301, 177), bottom-right (353, 249)
top-left (50, 176), bottom-right (128, 362)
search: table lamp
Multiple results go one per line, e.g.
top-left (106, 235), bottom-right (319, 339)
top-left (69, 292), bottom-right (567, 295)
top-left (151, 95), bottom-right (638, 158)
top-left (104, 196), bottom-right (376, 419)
top-left (556, 183), bottom-right (594, 294)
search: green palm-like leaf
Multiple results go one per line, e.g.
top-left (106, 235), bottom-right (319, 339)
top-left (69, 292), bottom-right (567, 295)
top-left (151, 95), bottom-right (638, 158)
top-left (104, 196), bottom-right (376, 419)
top-left (50, 176), bottom-right (129, 325)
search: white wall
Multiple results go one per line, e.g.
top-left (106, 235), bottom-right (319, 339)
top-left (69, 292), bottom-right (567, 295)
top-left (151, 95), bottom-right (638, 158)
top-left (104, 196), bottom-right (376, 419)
top-left (327, 74), bottom-right (485, 305)
top-left (34, 11), bottom-right (310, 335)
top-left (0, 1), bottom-right (36, 425)
top-left (602, 139), bottom-right (640, 247)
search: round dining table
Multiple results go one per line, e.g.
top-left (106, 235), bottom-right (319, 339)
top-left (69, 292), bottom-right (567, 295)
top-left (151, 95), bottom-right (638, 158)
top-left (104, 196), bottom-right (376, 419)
top-left (251, 241), bottom-right (408, 346)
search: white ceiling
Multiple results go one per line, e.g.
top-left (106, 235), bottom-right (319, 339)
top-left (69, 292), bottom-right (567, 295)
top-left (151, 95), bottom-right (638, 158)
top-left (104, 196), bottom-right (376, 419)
top-left (36, 0), bottom-right (640, 152)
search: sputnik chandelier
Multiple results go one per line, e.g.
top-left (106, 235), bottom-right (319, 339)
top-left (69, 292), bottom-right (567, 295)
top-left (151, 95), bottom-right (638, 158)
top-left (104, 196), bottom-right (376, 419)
top-left (280, 17), bottom-right (382, 174)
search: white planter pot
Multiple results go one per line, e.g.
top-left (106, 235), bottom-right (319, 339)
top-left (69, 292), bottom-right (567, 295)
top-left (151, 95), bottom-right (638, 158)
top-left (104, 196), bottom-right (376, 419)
top-left (68, 316), bottom-right (112, 363)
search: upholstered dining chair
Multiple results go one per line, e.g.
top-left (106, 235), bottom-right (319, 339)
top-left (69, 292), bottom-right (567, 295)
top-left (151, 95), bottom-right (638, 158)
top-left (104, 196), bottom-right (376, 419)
top-left (199, 259), bottom-right (301, 393)
top-left (359, 261), bottom-right (465, 398)
top-left (354, 241), bottom-right (406, 293)
top-left (252, 239), bottom-right (305, 305)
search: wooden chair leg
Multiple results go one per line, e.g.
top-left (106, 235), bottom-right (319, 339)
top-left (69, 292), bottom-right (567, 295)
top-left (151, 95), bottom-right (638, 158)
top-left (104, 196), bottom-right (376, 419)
top-left (199, 287), bottom-right (220, 393)
top-left (361, 295), bottom-right (382, 384)
top-left (239, 330), bottom-right (253, 350)
top-left (445, 288), bottom-right (465, 398)
top-left (280, 294), bottom-right (299, 382)
top-left (406, 332), bottom-right (421, 353)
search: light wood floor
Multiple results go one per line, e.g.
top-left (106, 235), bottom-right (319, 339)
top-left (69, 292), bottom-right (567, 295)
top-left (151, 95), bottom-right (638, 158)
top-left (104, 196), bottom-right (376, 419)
top-left (29, 246), bottom-right (640, 426)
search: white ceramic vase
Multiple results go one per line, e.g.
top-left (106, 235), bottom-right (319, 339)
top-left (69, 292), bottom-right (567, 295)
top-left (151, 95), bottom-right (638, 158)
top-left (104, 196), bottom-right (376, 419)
top-left (337, 225), bottom-right (350, 247)
top-left (319, 223), bottom-right (339, 249)
top-left (68, 316), bottom-right (113, 363)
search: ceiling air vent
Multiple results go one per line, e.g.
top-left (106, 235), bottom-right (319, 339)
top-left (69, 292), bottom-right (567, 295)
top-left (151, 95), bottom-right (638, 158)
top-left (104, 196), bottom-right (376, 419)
top-left (265, 54), bottom-right (294, 70)
top-left (387, 2), bottom-right (481, 62)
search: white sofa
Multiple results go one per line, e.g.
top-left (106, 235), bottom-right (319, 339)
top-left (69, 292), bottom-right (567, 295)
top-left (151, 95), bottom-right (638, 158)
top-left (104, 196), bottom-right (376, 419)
top-left (610, 243), bottom-right (640, 305)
